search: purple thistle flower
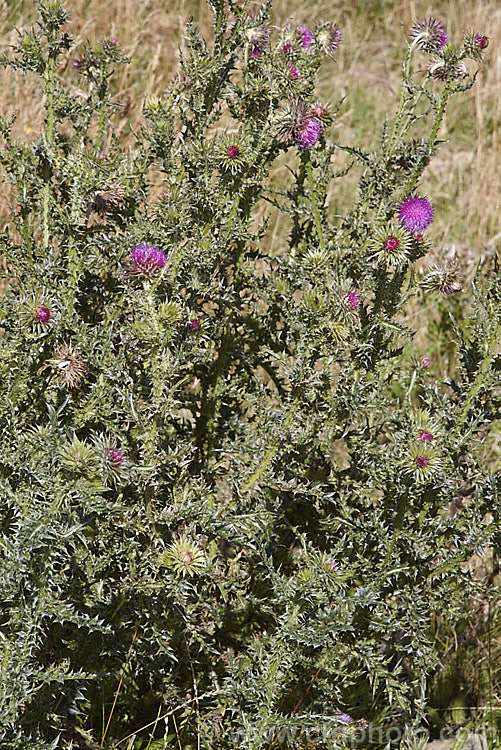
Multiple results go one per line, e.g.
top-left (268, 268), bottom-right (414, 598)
top-left (288, 64), bottom-right (300, 80)
top-left (415, 455), bottom-right (430, 468)
top-left (297, 116), bottom-right (321, 149)
top-left (276, 101), bottom-right (322, 150)
top-left (419, 430), bottom-right (434, 443)
top-left (129, 244), bottom-right (167, 277)
top-left (107, 449), bottom-right (126, 466)
top-left (475, 33), bottom-right (489, 50)
top-left (398, 195), bottom-right (434, 234)
top-left (421, 356), bottom-right (430, 368)
top-left (297, 25), bottom-right (314, 50)
top-left (334, 710), bottom-right (354, 725)
top-left (36, 304), bottom-right (51, 323)
top-left (189, 319), bottom-right (201, 331)
top-left (384, 236), bottom-right (400, 252)
top-left (346, 290), bottom-right (361, 311)
top-left (326, 559), bottom-right (340, 572)
top-left (281, 41), bottom-right (293, 54)
top-left (409, 17), bottom-right (448, 53)
top-left (227, 145), bottom-right (240, 159)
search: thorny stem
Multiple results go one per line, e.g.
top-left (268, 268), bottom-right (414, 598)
top-left (243, 396), bottom-right (299, 491)
top-left (386, 49), bottom-right (412, 158)
top-left (42, 50), bottom-right (56, 253)
top-left (306, 157), bottom-right (325, 251)
top-left (401, 83), bottom-right (450, 197)
top-left (201, 195), bottom-right (244, 459)
top-left (455, 319), bottom-right (501, 433)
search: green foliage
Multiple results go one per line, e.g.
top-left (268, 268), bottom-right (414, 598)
top-left (0, 2), bottom-right (499, 748)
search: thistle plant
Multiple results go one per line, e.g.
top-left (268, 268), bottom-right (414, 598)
top-left (0, 1), bottom-right (498, 749)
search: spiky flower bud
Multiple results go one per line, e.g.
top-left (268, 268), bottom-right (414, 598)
top-left (217, 134), bottom-right (250, 174)
top-left (160, 536), bottom-right (206, 577)
top-left (58, 436), bottom-right (97, 475)
top-left (370, 223), bottom-right (413, 268)
top-left (403, 444), bottom-right (444, 482)
top-left (463, 32), bottom-right (489, 61)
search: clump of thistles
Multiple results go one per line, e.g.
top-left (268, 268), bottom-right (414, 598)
top-left (409, 17), bottom-right (448, 53)
top-left (314, 22), bottom-right (342, 55)
top-left (127, 244), bottom-right (167, 278)
top-left (398, 195), bottom-right (434, 234)
top-left (276, 100), bottom-right (322, 150)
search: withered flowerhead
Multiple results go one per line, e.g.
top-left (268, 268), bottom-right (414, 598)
top-left (53, 344), bottom-right (88, 388)
top-left (88, 184), bottom-right (127, 217)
